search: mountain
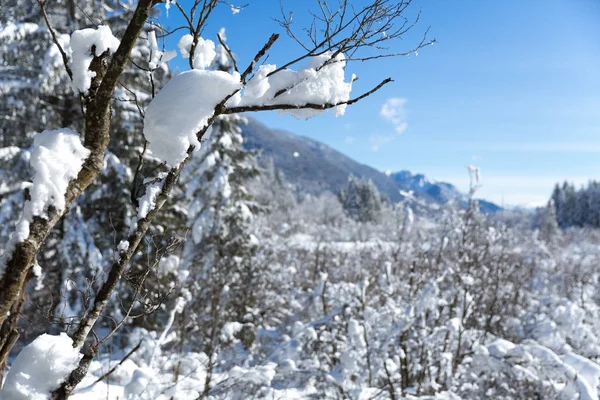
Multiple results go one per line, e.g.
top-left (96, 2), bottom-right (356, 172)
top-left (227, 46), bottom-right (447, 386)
top-left (388, 171), bottom-right (501, 213)
top-left (241, 117), bottom-right (501, 213)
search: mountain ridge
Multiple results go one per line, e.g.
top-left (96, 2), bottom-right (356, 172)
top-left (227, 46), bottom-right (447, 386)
top-left (241, 117), bottom-right (501, 212)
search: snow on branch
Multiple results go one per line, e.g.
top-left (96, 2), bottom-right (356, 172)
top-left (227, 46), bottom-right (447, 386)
top-left (142, 36), bottom-right (381, 166)
top-left (228, 76), bottom-right (391, 115)
top-left (142, 51), bottom-right (390, 166)
top-left (70, 25), bottom-right (120, 94)
top-left (0, 128), bottom-right (89, 275)
top-left (178, 34), bottom-right (216, 70)
top-left (238, 52), bottom-right (355, 118)
top-left (1, 333), bottom-right (81, 399)
top-left (28, 129), bottom-right (90, 217)
top-left (148, 30), bottom-right (176, 70)
top-left (0, 2), bottom-right (158, 391)
top-left (142, 0), bottom-right (430, 167)
top-left (143, 69), bottom-right (243, 167)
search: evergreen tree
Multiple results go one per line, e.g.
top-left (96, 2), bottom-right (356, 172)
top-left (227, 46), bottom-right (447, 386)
top-left (250, 156), bottom-right (298, 224)
top-left (538, 199), bottom-right (561, 243)
top-left (339, 175), bottom-right (383, 223)
top-left (177, 113), bottom-right (261, 393)
top-left (550, 183), bottom-right (563, 226)
top-left (550, 180), bottom-right (600, 229)
top-left (588, 181), bottom-right (600, 228)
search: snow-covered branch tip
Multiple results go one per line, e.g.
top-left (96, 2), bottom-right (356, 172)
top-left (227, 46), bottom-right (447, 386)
top-left (226, 77), bottom-right (392, 114)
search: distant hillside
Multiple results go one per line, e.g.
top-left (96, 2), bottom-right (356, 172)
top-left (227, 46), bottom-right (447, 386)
top-left (241, 117), bottom-right (501, 213)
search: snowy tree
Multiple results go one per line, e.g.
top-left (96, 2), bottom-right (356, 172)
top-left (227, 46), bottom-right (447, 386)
top-left (176, 113), bottom-right (261, 396)
top-left (0, 0), bottom-right (83, 147)
top-left (339, 175), bottom-right (383, 223)
top-left (537, 199), bottom-right (561, 243)
top-left (551, 180), bottom-right (600, 229)
top-left (250, 157), bottom-right (298, 222)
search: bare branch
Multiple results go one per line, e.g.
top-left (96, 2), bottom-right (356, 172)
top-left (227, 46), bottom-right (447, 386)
top-left (37, 0), bottom-right (73, 80)
top-left (241, 33), bottom-right (280, 83)
top-left (217, 32), bottom-right (239, 73)
top-left (186, 0), bottom-right (220, 70)
top-left (272, 0), bottom-right (434, 74)
top-left (90, 340), bottom-right (142, 386)
top-left (131, 140), bottom-right (148, 208)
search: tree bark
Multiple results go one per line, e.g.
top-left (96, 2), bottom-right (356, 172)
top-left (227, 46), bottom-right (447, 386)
top-left (0, 292), bottom-right (23, 389)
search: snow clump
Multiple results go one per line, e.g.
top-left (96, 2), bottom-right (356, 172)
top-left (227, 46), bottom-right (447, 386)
top-left (28, 129), bottom-right (89, 217)
top-left (177, 34), bottom-right (216, 70)
top-left (0, 333), bottom-right (81, 399)
top-left (0, 128), bottom-right (88, 276)
top-left (70, 25), bottom-right (120, 94)
top-left (143, 69), bottom-right (242, 166)
top-left (241, 52), bottom-right (353, 118)
top-left (147, 31), bottom-right (176, 70)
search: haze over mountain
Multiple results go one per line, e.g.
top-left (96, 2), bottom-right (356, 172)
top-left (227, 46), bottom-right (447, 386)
top-left (241, 118), bottom-right (501, 213)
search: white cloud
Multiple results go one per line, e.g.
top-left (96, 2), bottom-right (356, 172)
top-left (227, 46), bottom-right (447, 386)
top-left (369, 134), bottom-right (394, 152)
top-left (380, 97), bottom-right (408, 134)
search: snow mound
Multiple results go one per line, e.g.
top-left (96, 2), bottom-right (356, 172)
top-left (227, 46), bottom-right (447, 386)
top-left (487, 338), bottom-right (516, 358)
top-left (1, 333), bottom-right (81, 400)
top-left (561, 352), bottom-right (600, 400)
top-left (117, 239), bottom-right (130, 252)
top-left (228, 363), bottom-right (277, 386)
top-left (123, 367), bottom-right (155, 399)
top-left (143, 69), bottom-right (242, 166)
top-left (70, 25), bottom-right (120, 94)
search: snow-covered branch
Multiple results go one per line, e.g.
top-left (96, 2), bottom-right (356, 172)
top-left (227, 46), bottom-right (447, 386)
top-left (0, 0), bottom-right (156, 359)
top-left (225, 77), bottom-right (392, 114)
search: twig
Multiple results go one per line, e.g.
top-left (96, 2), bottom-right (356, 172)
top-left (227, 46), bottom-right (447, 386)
top-left (37, 0), bottom-right (73, 80)
top-left (131, 141), bottom-right (148, 207)
top-left (91, 340), bottom-right (143, 386)
top-left (216, 32), bottom-right (238, 73)
top-left (240, 33), bottom-right (279, 83)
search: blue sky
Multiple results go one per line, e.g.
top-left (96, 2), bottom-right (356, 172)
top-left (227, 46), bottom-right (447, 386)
top-left (160, 0), bottom-right (600, 206)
